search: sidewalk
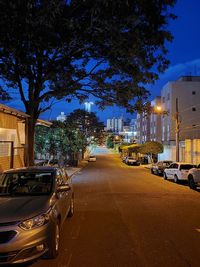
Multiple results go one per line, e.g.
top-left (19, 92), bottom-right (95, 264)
top-left (66, 159), bottom-right (88, 177)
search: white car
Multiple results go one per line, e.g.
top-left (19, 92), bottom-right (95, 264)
top-left (187, 165), bottom-right (200, 189)
top-left (163, 162), bottom-right (195, 183)
top-left (125, 157), bottom-right (140, 166)
top-left (88, 155), bottom-right (96, 162)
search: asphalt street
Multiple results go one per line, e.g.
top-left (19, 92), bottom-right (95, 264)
top-left (29, 153), bottom-right (200, 267)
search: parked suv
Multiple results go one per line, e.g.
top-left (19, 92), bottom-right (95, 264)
top-left (163, 162), bottom-right (195, 183)
top-left (0, 166), bottom-right (74, 264)
top-left (187, 165), bottom-right (200, 189)
top-left (151, 160), bottom-right (173, 176)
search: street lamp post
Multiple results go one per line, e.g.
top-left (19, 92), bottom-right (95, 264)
top-left (153, 100), bottom-right (181, 162)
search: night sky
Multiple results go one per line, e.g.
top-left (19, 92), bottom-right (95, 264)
top-left (3, 0), bottom-right (200, 124)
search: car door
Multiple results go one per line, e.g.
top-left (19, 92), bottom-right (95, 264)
top-left (55, 169), bottom-right (70, 222)
top-left (62, 169), bottom-right (73, 208)
top-left (171, 163), bottom-right (178, 178)
top-left (166, 163), bottom-right (175, 178)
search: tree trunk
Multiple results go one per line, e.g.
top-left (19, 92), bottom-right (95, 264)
top-left (25, 116), bottom-right (37, 166)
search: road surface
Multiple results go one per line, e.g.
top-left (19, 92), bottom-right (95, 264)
top-left (30, 153), bottom-right (200, 267)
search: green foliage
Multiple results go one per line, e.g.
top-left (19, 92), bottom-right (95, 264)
top-left (106, 135), bottom-right (114, 149)
top-left (35, 121), bottom-right (88, 162)
top-left (35, 109), bottom-right (104, 161)
top-left (139, 141), bottom-right (163, 155)
top-left (128, 144), bottom-right (141, 154)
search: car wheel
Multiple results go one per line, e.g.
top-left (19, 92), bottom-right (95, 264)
top-left (151, 169), bottom-right (154, 174)
top-left (67, 193), bottom-right (74, 218)
top-left (174, 175), bottom-right (179, 184)
top-left (188, 175), bottom-right (197, 190)
top-left (163, 172), bottom-right (167, 180)
top-left (46, 221), bottom-right (60, 259)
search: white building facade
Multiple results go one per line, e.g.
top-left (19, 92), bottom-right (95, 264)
top-left (136, 76), bottom-right (200, 163)
top-left (159, 76), bottom-right (200, 162)
top-left (106, 117), bottom-right (124, 133)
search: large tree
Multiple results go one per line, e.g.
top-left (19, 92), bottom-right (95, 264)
top-left (0, 0), bottom-right (176, 165)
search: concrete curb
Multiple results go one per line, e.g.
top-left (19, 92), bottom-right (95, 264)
top-left (66, 160), bottom-right (88, 178)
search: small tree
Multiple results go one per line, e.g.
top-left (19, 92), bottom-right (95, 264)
top-left (106, 135), bottom-right (114, 149)
top-left (139, 141), bottom-right (163, 162)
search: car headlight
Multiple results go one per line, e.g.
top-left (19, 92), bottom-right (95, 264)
top-left (19, 210), bottom-right (51, 230)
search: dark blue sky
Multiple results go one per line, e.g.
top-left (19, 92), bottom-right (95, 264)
top-left (4, 0), bottom-right (200, 123)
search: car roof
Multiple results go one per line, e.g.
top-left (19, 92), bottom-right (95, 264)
top-left (176, 162), bottom-right (194, 165)
top-left (3, 166), bottom-right (58, 174)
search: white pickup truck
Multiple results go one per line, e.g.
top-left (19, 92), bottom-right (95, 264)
top-left (187, 166), bottom-right (200, 189)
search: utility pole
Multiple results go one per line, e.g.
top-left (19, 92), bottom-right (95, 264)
top-left (175, 98), bottom-right (180, 162)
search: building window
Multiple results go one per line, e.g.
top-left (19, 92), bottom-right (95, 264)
top-left (192, 91), bottom-right (196, 95)
top-left (167, 93), bottom-right (170, 100)
top-left (162, 96), bottom-right (165, 103)
top-left (192, 107), bottom-right (196, 111)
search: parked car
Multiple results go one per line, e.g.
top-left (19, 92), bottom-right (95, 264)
top-left (88, 155), bottom-right (96, 162)
top-left (163, 162), bottom-right (196, 183)
top-left (122, 156), bottom-right (127, 163)
top-left (151, 160), bottom-right (173, 176)
top-left (187, 164), bottom-right (200, 189)
top-left (125, 157), bottom-right (140, 166)
top-left (0, 166), bottom-right (74, 264)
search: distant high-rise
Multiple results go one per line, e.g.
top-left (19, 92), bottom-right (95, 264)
top-left (84, 102), bottom-right (93, 112)
top-left (56, 112), bottom-right (66, 122)
top-left (106, 117), bottom-right (124, 133)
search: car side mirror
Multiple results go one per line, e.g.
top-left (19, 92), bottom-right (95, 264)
top-left (57, 184), bottom-right (71, 193)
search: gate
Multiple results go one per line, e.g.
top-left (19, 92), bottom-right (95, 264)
top-left (0, 141), bottom-right (24, 171)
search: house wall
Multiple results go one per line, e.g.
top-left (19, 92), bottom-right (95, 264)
top-left (0, 112), bottom-right (25, 171)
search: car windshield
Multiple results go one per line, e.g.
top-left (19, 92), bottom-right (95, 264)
top-left (0, 172), bottom-right (53, 196)
top-left (180, 164), bottom-right (195, 170)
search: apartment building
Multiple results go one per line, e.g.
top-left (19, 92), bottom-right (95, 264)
top-left (106, 117), bottom-right (124, 133)
top-left (150, 96), bottom-right (162, 142)
top-left (136, 112), bottom-right (150, 144)
top-left (136, 76), bottom-right (200, 162)
top-left (161, 76), bottom-right (200, 143)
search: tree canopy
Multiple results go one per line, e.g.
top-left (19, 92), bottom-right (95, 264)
top-left (0, 0), bottom-right (176, 164)
top-left (65, 109), bottom-right (104, 137)
top-left (139, 141), bottom-right (163, 155)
